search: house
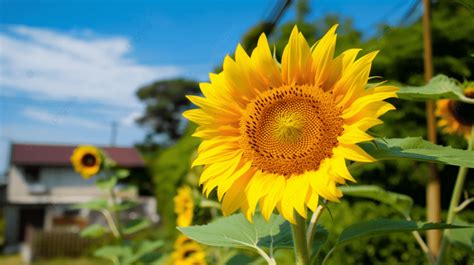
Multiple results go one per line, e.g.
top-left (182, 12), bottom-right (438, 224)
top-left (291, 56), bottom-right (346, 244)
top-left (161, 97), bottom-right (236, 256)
top-left (2, 143), bottom-right (157, 253)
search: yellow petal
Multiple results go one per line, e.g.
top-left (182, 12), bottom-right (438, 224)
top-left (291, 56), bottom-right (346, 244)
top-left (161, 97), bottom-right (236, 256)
top-left (245, 171), bottom-right (275, 217)
top-left (217, 161), bottom-right (253, 201)
top-left (334, 51), bottom-right (378, 106)
top-left (281, 26), bottom-right (313, 84)
top-left (308, 160), bottom-right (340, 202)
top-left (343, 101), bottom-right (395, 125)
top-left (341, 86), bottom-right (398, 118)
top-left (334, 144), bottom-right (375, 163)
top-left (305, 189), bottom-right (319, 212)
top-left (281, 174), bottom-right (309, 218)
top-left (331, 155), bottom-right (356, 182)
top-left (199, 152), bottom-right (242, 185)
top-left (251, 33), bottom-right (283, 88)
top-left (192, 146), bottom-right (241, 167)
top-left (338, 126), bottom-right (374, 144)
top-left (312, 24), bottom-right (337, 86)
top-left (221, 172), bottom-right (252, 216)
top-left (260, 175), bottom-right (285, 220)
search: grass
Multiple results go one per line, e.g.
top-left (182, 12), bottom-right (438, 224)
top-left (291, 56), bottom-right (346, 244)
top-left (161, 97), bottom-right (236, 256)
top-left (0, 255), bottom-right (111, 265)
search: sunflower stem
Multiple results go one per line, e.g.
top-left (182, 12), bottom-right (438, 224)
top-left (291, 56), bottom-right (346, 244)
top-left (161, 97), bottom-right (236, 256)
top-left (436, 126), bottom-right (473, 264)
top-left (306, 203), bottom-right (325, 251)
top-left (291, 213), bottom-right (310, 265)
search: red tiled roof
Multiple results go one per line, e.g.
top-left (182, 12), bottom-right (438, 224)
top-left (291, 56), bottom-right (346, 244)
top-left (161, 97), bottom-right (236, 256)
top-left (11, 143), bottom-right (145, 168)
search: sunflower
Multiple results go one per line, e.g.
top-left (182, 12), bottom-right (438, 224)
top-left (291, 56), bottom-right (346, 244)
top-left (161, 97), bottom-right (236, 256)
top-left (170, 238), bottom-right (207, 265)
top-left (183, 25), bottom-right (398, 223)
top-left (174, 186), bottom-right (194, 227)
top-left (436, 87), bottom-right (474, 139)
top-left (70, 145), bottom-right (102, 179)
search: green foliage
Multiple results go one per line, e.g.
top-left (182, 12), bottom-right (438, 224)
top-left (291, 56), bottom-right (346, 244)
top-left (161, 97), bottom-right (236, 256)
top-left (178, 213), bottom-right (286, 250)
top-left (149, 124), bottom-right (200, 242)
top-left (95, 177), bottom-right (117, 191)
top-left (336, 219), bottom-right (469, 245)
top-left (0, 214), bottom-right (4, 247)
top-left (122, 218), bottom-right (152, 235)
top-left (94, 240), bottom-right (163, 265)
top-left (447, 216), bottom-right (474, 250)
top-left (74, 199), bottom-right (108, 211)
top-left (74, 149), bottom-right (162, 264)
top-left (316, 201), bottom-right (474, 265)
top-left (361, 137), bottom-right (474, 168)
top-left (340, 185), bottom-right (413, 218)
top-left (135, 78), bottom-right (200, 142)
top-left (398, 74), bottom-right (474, 103)
top-left (179, 212), bottom-right (328, 264)
top-left (80, 224), bottom-right (108, 239)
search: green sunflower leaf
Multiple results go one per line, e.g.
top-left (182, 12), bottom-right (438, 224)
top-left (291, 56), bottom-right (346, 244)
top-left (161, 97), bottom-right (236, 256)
top-left (178, 213), bottom-right (286, 250)
top-left (95, 176), bottom-right (117, 191)
top-left (446, 217), bottom-right (474, 249)
top-left (80, 224), bottom-right (108, 238)
top-left (123, 218), bottom-right (152, 235)
top-left (397, 74), bottom-right (474, 103)
top-left (360, 137), bottom-right (474, 168)
top-left (336, 219), bottom-right (470, 245)
top-left (73, 199), bottom-right (108, 210)
top-left (259, 222), bottom-right (328, 255)
top-left (339, 185), bottom-right (413, 218)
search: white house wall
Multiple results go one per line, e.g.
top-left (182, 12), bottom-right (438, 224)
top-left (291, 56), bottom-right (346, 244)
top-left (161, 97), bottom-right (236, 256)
top-left (7, 165), bottom-right (106, 204)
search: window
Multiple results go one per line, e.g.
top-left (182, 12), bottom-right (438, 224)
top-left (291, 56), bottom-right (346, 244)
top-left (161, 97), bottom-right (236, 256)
top-left (24, 167), bottom-right (40, 183)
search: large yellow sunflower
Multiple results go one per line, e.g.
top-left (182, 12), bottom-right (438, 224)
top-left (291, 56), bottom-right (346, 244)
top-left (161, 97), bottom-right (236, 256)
top-left (436, 87), bottom-right (474, 139)
top-left (183, 25), bottom-right (398, 223)
top-left (174, 186), bottom-right (194, 227)
top-left (70, 145), bottom-right (102, 179)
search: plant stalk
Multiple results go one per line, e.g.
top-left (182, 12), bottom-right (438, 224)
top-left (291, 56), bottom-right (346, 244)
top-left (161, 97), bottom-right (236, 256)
top-left (108, 187), bottom-right (124, 240)
top-left (291, 213), bottom-right (310, 265)
top-left (437, 126), bottom-right (473, 264)
top-left (306, 204), bottom-right (325, 249)
top-left (422, 0), bottom-right (441, 256)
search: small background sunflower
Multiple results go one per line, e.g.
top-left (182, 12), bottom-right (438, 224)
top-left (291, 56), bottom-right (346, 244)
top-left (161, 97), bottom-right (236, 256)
top-left (436, 85), bottom-right (474, 139)
top-left (70, 145), bottom-right (103, 179)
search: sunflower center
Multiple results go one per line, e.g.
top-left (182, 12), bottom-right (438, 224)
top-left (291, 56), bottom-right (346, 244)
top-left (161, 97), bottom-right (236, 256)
top-left (448, 91), bottom-right (474, 126)
top-left (183, 249), bottom-right (196, 258)
top-left (240, 84), bottom-right (344, 176)
top-left (275, 112), bottom-right (304, 142)
top-left (81, 153), bottom-right (97, 167)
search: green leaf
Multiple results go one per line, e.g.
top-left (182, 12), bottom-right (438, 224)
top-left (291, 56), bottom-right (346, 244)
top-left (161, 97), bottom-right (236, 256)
top-left (337, 219), bottom-right (470, 245)
top-left (95, 177), bottom-right (117, 191)
top-left (74, 199), bottom-right (108, 210)
top-left (123, 218), bottom-right (152, 235)
top-left (94, 245), bottom-right (132, 264)
top-left (340, 185), bottom-right (413, 217)
top-left (447, 217), bottom-right (474, 250)
top-left (115, 169), bottom-right (130, 179)
top-left (112, 199), bottom-right (140, 212)
top-left (227, 254), bottom-right (256, 265)
top-left (80, 224), bottom-right (107, 238)
top-left (397, 74), bottom-right (474, 103)
top-left (178, 213), bottom-right (285, 250)
top-left (361, 137), bottom-right (474, 168)
top-left (124, 240), bottom-right (163, 264)
top-left (258, 222), bottom-right (328, 255)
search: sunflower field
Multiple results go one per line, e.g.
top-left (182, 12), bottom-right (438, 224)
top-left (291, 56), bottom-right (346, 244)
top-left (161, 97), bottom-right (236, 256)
top-left (66, 1), bottom-right (474, 265)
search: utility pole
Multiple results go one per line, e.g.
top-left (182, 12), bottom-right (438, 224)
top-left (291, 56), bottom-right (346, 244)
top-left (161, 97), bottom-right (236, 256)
top-left (110, 121), bottom-right (118, 147)
top-left (422, 0), bottom-right (440, 258)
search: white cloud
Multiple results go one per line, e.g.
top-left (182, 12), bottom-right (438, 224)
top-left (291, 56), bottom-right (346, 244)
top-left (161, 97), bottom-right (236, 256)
top-left (22, 107), bottom-right (105, 129)
top-left (121, 110), bottom-right (142, 127)
top-left (0, 25), bottom-right (181, 107)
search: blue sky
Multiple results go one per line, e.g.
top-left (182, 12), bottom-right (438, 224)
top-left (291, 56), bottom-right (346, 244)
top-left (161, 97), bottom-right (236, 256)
top-left (0, 0), bottom-right (418, 173)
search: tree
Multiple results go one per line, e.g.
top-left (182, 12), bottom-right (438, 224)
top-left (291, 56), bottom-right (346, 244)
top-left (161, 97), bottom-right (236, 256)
top-left (135, 78), bottom-right (200, 144)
